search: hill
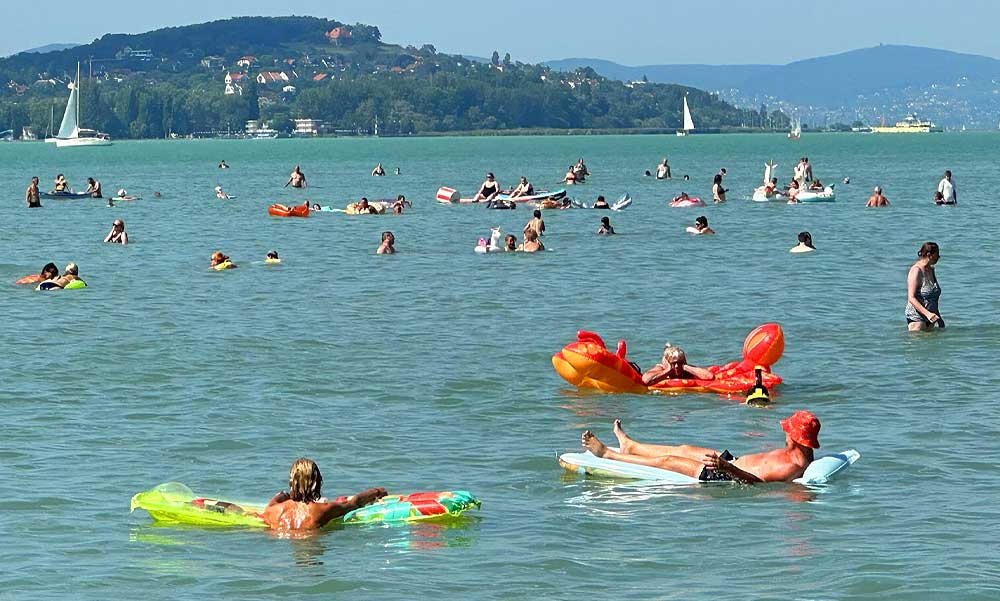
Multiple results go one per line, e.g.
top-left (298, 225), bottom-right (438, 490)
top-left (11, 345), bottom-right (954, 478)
top-left (0, 16), bottom-right (765, 139)
top-left (13, 43), bottom-right (80, 56)
top-left (547, 45), bottom-right (1000, 128)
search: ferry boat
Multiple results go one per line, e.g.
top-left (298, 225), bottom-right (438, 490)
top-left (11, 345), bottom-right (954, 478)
top-left (870, 114), bottom-right (942, 134)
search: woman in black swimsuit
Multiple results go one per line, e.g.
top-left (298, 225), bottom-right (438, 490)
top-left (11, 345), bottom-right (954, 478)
top-left (473, 173), bottom-right (500, 201)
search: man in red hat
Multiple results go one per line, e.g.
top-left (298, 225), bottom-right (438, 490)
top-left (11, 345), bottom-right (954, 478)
top-left (581, 411), bottom-right (821, 484)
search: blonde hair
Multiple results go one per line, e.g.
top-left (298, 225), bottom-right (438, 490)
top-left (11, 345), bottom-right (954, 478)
top-left (662, 343), bottom-right (686, 364)
top-left (288, 458), bottom-right (323, 502)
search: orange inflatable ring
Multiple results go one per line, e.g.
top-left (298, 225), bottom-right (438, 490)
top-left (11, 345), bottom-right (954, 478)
top-left (268, 204), bottom-right (309, 218)
top-left (551, 323), bottom-right (784, 394)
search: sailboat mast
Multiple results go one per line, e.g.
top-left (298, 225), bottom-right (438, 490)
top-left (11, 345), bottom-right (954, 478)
top-left (75, 63), bottom-right (81, 129)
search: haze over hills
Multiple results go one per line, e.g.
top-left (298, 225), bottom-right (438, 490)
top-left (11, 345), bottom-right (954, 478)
top-left (13, 43), bottom-right (80, 56)
top-left (547, 45), bottom-right (1000, 128)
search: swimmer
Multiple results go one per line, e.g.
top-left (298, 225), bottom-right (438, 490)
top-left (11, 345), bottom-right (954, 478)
top-left (260, 458), bottom-right (386, 531)
top-left (682, 174), bottom-right (689, 181)
top-left (644, 170), bottom-right (652, 177)
top-left (218, 160), bottom-right (230, 169)
top-left (48, 262), bottom-right (82, 289)
top-left (560, 165), bottom-right (577, 185)
top-left (392, 194), bottom-right (411, 214)
top-left (104, 219), bottom-right (128, 245)
top-left (116, 188), bottom-right (129, 199)
top-left (689, 215), bottom-right (715, 235)
top-left (712, 173), bottom-right (727, 203)
top-left (107, 198), bottom-right (115, 208)
top-left (25, 176), bottom-right (41, 208)
top-left (523, 209), bottom-right (545, 237)
top-left (517, 228), bottom-right (544, 253)
top-left (905, 242), bottom-right (944, 331)
top-left (866, 186), bottom-right (890, 207)
top-left (790, 231), bottom-right (815, 253)
top-left (842, 177), bottom-right (850, 184)
top-left (284, 165), bottom-right (307, 188)
top-left (86, 177), bottom-right (102, 198)
top-left (503, 234), bottom-right (517, 252)
top-left (597, 216), bottom-right (615, 235)
top-left (311, 203), bottom-right (322, 211)
top-left (573, 158), bottom-right (590, 182)
top-left (265, 250), bottom-right (280, 263)
top-left (20, 262), bottom-right (58, 285)
top-left (153, 192), bottom-right (161, 198)
top-left (592, 195), bottom-right (610, 209)
top-left (473, 173), bottom-right (501, 202)
top-left (580, 412), bottom-right (821, 483)
top-left (655, 157), bottom-right (671, 180)
top-left (372, 162), bottom-right (386, 176)
top-left (210, 251), bottom-right (236, 269)
top-left (214, 185), bottom-right (230, 200)
top-left (786, 180), bottom-right (801, 204)
top-left (377, 231), bottom-right (396, 254)
top-left (641, 343), bottom-right (714, 386)
top-left (671, 192), bottom-right (691, 203)
top-left (395, 166), bottom-right (401, 175)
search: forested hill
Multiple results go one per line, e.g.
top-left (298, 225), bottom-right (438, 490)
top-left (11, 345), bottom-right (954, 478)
top-left (0, 16), bottom-right (775, 138)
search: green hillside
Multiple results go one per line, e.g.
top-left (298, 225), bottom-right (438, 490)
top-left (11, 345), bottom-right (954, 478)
top-left (0, 16), bottom-right (777, 138)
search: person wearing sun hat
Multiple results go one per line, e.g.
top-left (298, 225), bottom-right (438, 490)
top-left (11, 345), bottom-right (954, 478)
top-left (579, 410), bottom-right (821, 484)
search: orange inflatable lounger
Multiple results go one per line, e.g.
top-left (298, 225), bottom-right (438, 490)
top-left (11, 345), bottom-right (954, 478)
top-left (268, 204), bottom-right (310, 218)
top-left (551, 323), bottom-right (784, 395)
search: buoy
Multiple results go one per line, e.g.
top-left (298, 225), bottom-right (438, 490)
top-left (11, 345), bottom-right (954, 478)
top-left (742, 323), bottom-right (784, 368)
top-left (436, 186), bottom-right (459, 203)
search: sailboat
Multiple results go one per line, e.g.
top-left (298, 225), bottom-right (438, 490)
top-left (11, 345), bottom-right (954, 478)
top-left (54, 62), bottom-right (111, 148)
top-left (788, 117), bottom-right (801, 140)
top-left (44, 104), bottom-right (57, 143)
top-left (676, 95), bottom-right (695, 136)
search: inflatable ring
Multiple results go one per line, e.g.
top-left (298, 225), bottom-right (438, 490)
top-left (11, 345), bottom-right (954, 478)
top-left (268, 204), bottom-right (310, 218)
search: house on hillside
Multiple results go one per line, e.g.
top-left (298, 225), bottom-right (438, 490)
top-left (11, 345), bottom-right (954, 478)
top-left (201, 56), bottom-right (225, 69)
top-left (293, 118), bottom-right (326, 136)
top-left (256, 71), bottom-right (289, 85)
top-left (236, 56), bottom-right (257, 69)
top-left (116, 47), bottom-right (153, 60)
top-left (224, 72), bottom-right (245, 95)
top-left (326, 26), bottom-right (352, 46)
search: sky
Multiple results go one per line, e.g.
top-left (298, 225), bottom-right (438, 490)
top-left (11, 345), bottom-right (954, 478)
top-left (5, 0), bottom-right (1000, 65)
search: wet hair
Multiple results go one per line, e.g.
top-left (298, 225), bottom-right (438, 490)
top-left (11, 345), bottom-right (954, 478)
top-left (695, 216), bottom-right (708, 227)
top-left (533, 209), bottom-right (541, 218)
top-left (88, 178), bottom-right (95, 185)
top-left (917, 242), bottom-right (939, 258)
top-left (596, 195), bottom-right (605, 203)
top-left (798, 231), bottom-right (814, 248)
top-left (713, 174), bottom-right (723, 185)
top-left (662, 343), bottom-right (686, 364)
top-left (396, 194), bottom-right (405, 201)
top-left (600, 216), bottom-right (610, 226)
top-left (644, 170), bottom-right (651, 176)
top-left (288, 458), bottom-right (323, 503)
top-left (381, 231), bottom-right (394, 243)
top-left (944, 170), bottom-right (952, 178)
top-left (524, 228), bottom-right (538, 241)
top-left (266, 250), bottom-right (279, 258)
top-left (41, 262), bottom-right (58, 278)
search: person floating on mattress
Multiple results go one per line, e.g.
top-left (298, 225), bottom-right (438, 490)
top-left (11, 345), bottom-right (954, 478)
top-left (580, 411), bottom-right (821, 484)
top-left (640, 343), bottom-right (714, 385)
top-left (261, 458), bottom-right (386, 531)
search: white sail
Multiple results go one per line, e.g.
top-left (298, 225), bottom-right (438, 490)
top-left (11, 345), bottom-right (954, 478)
top-left (57, 82), bottom-right (79, 139)
top-left (682, 96), bottom-right (695, 131)
top-left (792, 118), bottom-right (801, 136)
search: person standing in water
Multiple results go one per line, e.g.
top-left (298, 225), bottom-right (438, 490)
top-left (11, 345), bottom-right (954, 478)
top-left (524, 209), bottom-right (545, 237)
top-left (103, 219), bottom-right (128, 245)
top-left (86, 177), bottom-right (103, 198)
top-left (937, 170), bottom-right (957, 205)
top-left (712, 174), bottom-right (727, 203)
top-left (790, 231), bottom-right (815, 253)
top-left (285, 166), bottom-right (307, 188)
top-left (372, 163), bottom-right (386, 176)
top-left (25, 177), bottom-right (41, 208)
top-left (377, 231), bottom-right (396, 254)
top-left (906, 242), bottom-right (944, 331)
top-left (261, 458), bottom-right (386, 531)
top-left (655, 158), bottom-right (671, 180)
top-left (597, 216), bottom-right (615, 235)
top-left (866, 186), bottom-right (890, 207)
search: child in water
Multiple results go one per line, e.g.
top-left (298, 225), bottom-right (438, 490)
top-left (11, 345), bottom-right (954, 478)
top-left (261, 458), bottom-right (386, 531)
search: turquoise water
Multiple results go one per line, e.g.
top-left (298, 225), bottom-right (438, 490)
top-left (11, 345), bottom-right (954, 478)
top-left (2, 133), bottom-right (998, 599)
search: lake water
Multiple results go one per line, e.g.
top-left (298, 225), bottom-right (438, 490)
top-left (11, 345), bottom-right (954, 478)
top-left (2, 133), bottom-right (998, 599)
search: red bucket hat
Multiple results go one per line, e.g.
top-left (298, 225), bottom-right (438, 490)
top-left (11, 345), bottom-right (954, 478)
top-left (781, 411), bottom-right (821, 449)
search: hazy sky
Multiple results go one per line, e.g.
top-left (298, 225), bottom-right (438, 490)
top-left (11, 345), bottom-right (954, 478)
top-left (5, 0), bottom-right (1000, 65)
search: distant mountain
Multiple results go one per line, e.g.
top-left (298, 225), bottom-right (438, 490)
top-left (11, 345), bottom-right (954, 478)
top-left (14, 43), bottom-right (80, 55)
top-left (547, 46), bottom-right (1000, 128)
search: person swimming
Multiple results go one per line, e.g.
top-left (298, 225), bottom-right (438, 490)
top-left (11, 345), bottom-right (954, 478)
top-left (641, 343), bottom-right (714, 385)
top-left (790, 231), bottom-right (815, 253)
top-left (688, 215), bottom-right (715, 235)
top-left (218, 160), bottom-right (230, 169)
top-left (377, 231), bottom-right (396, 254)
top-left (597, 216), bottom-right (615, 235)
top-left (104, 219), bottom-right (128, 245)
top-left (214, 186), bottom-right (230, 200)
top-left (518, 228), bottom-right (544, 252)
top-left (372, 162), bottom-right (386, 176)
top-left (260, 458), bottom-right (386, 531)
top-left (265, 250), bottom-right (281, 264)
top-left (592, 195), bottom-right (610, 209)
top-left (210, 251), bottom-right (236, 269)
top-left (503, 234), bottom-right (517, 252)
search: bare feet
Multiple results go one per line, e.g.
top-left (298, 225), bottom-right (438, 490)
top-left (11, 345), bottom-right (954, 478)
top-left (613, 418), bottom-right (635, 454)
top-left (581, 430), bottom-right (608, 457)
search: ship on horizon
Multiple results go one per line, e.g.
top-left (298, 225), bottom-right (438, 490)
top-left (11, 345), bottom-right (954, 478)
top-left (870, 114), bottom-right (942, 133)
